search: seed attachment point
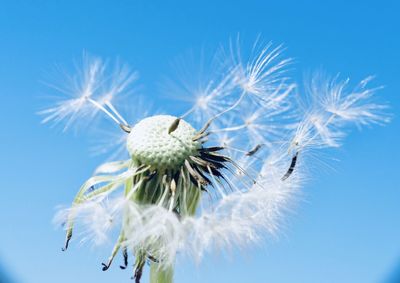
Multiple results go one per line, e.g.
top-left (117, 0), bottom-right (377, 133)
top-left (168, 118), bottom-right (181, 134)
top-left (120, 124), bottom-right (132, 133)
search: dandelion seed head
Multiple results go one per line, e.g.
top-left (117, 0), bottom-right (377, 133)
top-left (127, 115), bottom-right (200, 169)
top-left (42, 38), bottom-right (389, 281)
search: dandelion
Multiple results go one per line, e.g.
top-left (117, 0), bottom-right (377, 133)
top-left (41, 40), bottom-right (389, 283)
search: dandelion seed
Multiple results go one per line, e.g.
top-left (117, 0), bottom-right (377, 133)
top-left (231, 38), bottom-right (293, 106)
top-left (42, 39), bottom-right (389, 283)
top-left (318, 74), bottom-right (390, 126)
top-left (39, 54), bottom-right (137, 131)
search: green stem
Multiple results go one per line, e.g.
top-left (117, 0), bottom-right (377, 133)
top-left (150, 263), bottom-right (174, 283)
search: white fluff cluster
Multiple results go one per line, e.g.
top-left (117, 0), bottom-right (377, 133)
top-left (44, 39), bottom-right (388, 269)
top-left (40, 55), bottom-right (138, 130)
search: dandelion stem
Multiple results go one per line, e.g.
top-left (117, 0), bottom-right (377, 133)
top-left (150, 263), bottom-right (173, 283)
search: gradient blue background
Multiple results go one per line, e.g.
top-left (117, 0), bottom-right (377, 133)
top-left (0, 1), bottom-right (399, 282)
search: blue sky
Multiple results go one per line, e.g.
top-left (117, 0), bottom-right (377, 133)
top-left (0, 1), bottom-right (399, 282)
